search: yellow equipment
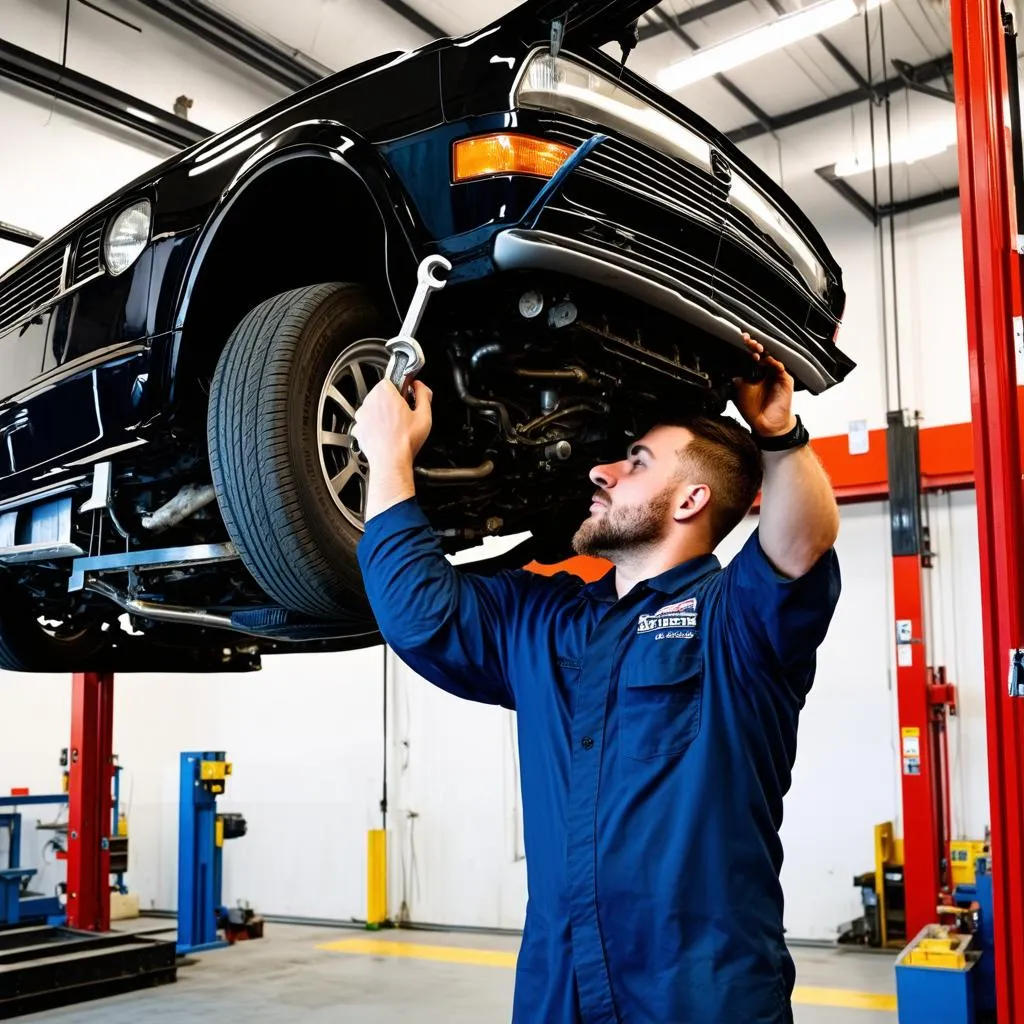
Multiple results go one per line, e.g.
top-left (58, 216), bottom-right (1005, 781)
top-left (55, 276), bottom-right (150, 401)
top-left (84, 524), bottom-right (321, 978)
top-left (838, 822), bottom-right (988, 950)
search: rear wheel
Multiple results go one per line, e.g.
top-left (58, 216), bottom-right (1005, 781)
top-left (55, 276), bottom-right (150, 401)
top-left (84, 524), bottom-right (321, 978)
top-left (207, 282), bottom-right (394, 618)
top-left (0, 580), bottom-right (113, 673)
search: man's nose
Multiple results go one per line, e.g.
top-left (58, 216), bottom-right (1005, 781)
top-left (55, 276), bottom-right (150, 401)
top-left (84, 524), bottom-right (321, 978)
top-left (590, 463), bottom-right (618, 489)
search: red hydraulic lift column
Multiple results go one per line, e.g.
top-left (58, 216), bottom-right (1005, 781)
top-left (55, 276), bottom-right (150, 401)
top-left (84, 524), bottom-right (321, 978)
top-left (891, 548), bottom-right (942, 936)
top-left (66, 671), bottom-right (115, 932)
top-left (949, 0), bottom-right (1024, 1019)
top-left (887, 409), bottom-right (942, 937)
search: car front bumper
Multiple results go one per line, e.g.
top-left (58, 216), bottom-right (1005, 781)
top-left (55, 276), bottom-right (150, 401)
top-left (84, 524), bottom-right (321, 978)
top-left (493, 226), bottom-right (838, 394)
top-left (485, 122), bottom-right (852, 394)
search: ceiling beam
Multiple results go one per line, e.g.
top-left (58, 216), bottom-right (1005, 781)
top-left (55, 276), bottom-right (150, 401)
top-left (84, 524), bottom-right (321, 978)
top-left (815, 165), bottom-right (879, 222)
top-left (815, 164), bottom-right (959, 221)
top-left (638, 0), bottom-right (750, 43)
top-left (885, 185), bottom-right (959, 216)
top-left (373, 0), bottom-right (447, 39)
top-left (727, 52), bottom-right (954, 144)
top-left (761, 0), bottom-right (874, 94)
top-left (133, 0), bottom-right (330, 92)
top-left (651, 8), bottom-right (774, 134)
top-left (0, 37), bottom-right (212, 149)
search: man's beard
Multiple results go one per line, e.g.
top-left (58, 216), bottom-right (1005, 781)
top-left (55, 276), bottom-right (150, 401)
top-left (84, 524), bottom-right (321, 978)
top-left (571, 485), bottom-right (675, 560)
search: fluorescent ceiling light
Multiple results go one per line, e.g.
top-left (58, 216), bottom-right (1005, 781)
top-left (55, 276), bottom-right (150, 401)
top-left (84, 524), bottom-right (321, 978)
top-left (657, 0), bottom-right (892, 92)
top-left (833, 121), bottom-right (958, 176)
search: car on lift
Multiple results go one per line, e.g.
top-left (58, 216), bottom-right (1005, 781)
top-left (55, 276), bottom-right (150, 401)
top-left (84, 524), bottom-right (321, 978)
top-left (0, 0), bottom-right (854, 673)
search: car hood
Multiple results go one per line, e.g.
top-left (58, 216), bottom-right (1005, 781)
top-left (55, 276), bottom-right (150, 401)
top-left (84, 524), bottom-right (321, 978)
top-left (498, 0), bottom-right (661, 46)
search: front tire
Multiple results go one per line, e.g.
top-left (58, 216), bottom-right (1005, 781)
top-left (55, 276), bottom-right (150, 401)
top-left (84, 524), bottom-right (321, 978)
top-left (207, 282), bottom-right (394, 618)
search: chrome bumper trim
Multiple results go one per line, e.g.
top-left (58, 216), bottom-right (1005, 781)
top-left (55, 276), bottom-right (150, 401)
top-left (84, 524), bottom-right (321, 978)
top-left (492, 228), bottom-right (835, 394)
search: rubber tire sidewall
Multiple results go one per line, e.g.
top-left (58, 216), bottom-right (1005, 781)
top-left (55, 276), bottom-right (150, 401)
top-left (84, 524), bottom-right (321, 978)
top-left (208, 283), bottom-right (393, 618)
top-left (289, 288), bottom-right (387, 608)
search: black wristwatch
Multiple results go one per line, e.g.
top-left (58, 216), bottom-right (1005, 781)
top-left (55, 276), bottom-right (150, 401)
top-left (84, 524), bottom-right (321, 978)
top-left (753, 414), bottom-right (810, 452)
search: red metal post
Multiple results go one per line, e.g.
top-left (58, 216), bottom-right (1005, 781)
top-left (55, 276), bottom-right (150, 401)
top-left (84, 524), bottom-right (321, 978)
top-left (66, 671), bottom-right (114, 932)
top-left (949, 0), bottom-right (1024, 1017)
top-left (927, 667), bottom-right (957, 892)
top-left (892, 554), bottom-right (942, 937)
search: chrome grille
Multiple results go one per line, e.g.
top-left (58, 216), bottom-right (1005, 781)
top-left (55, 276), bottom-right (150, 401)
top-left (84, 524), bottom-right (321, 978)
top-left (539, 118), bottom-right (837, 338)
top-left (540, 119), bottom-right (726, 224)
top-left (72, 222), bottom-right (104, 284)
top-left (538, 202), bottom-right (717, 296)
top-left (0, 247), bottom-right (66, 336)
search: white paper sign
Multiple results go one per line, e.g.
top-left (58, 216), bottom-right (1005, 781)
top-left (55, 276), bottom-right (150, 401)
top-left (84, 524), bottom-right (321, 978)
top-left (848, 419), bottom-right (869, 456)
top-left (897, 645), bottom-right (913, 667)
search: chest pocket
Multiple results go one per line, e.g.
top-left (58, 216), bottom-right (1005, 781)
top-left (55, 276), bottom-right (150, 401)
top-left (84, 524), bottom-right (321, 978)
top-left (620, 653), bottom-right (703, 761)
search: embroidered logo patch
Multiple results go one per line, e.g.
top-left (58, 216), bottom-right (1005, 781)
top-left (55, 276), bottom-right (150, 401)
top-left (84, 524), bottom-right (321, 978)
top-left (637, 597), bottom-right (698, 635)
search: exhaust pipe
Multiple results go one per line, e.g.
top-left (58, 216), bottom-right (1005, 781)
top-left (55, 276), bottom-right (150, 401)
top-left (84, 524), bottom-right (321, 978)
top-left (142, 484), bottom-right (216, 532)
top-left (84, 579), bottom-right (239, 632)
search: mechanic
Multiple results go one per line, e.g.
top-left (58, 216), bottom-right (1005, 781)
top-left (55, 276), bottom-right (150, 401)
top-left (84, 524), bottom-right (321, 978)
top-left (352, 334), bottom-right (841, 1024)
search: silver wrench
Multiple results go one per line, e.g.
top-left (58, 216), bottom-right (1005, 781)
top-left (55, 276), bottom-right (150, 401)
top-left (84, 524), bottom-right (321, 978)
top-left (386, 254), bottom-right (452, 398)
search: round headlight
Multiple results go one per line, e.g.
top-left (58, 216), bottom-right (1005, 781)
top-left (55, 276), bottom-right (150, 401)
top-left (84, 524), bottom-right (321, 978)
top-left (103, 199), bottom-right (152, 276)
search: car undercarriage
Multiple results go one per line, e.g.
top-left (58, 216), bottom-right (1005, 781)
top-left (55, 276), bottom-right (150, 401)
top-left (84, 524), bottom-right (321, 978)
top-left (7, 274), bottom-right (741, 653)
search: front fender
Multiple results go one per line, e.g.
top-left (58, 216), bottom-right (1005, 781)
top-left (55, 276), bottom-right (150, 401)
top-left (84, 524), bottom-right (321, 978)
top-left (172, 119), bottom-right (425, 332)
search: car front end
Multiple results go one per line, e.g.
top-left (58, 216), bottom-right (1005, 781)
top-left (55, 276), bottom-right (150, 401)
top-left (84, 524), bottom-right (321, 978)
top-left (382, 35), bottom-right (852, 403)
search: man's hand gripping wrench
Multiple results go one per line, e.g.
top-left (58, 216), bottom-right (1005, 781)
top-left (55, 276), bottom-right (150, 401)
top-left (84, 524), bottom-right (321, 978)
top-left (386, 254), bottom-right (452, 400)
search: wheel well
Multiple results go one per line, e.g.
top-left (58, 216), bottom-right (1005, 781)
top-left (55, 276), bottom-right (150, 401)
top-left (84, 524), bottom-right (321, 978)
top-left (179, 155), bottom-right (396, 391)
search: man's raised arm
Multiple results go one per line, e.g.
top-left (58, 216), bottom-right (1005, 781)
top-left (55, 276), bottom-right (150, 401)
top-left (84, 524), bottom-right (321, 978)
top-left (351, 378), bottom-right (521, 709)
top-left (732, 335), bottom-right (840, 579)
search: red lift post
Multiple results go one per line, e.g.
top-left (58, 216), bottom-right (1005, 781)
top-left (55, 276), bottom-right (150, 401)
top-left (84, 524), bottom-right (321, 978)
top-left (65, 671), bottom-right (115, 932)
top-left (891, 544), bottom-right (943, 935)
top-left (949, 0), bottom-right (1024, 1020)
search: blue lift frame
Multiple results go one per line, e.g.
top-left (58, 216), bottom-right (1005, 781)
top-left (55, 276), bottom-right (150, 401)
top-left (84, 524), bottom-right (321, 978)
top-left (176, 752), bottom-right (231, 955)
top-left (0, 793), bottom-right (68, 926)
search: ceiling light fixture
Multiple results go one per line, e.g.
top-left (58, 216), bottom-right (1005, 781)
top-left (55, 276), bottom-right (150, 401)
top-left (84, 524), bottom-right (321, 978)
top-left (657, 0), bottom-right (893, 92)
top-left (832, 121), bottom-right (958, 176)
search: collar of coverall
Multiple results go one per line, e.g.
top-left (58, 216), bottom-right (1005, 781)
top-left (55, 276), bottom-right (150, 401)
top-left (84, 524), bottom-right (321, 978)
top-left (583, 553), bottom-right (722, 604)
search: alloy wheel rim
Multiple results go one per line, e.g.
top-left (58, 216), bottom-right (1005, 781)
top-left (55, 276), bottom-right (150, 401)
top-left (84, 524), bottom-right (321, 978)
top-left (317, 339), bottom-right (389, 531)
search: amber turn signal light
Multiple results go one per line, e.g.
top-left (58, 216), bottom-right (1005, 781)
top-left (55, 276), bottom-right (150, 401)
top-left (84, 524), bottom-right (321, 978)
top-left (452, 134), bottom-right (576, 183)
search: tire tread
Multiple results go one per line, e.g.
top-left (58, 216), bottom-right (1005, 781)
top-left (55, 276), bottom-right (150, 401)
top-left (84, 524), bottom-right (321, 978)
top-left (208, 283), bottom-right (376, 617)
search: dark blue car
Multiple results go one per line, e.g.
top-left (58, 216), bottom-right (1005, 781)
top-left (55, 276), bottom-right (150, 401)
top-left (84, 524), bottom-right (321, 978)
top-left (0, 0), bottom-right (853, 672)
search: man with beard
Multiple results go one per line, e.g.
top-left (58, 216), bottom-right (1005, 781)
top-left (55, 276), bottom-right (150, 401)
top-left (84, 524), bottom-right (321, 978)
top-left (352, 334), bottom-right (841, 1024)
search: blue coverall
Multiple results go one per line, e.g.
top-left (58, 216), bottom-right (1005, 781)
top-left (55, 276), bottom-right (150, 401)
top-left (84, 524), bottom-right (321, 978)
top-left (358, 497), bottom-right (842, 1024)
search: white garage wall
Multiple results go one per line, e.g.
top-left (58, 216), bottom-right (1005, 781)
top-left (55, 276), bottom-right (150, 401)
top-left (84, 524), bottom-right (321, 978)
top-left (111, 648), bottom-right (388, 919)
top-left (385, 658), bottom-right (527, 929)
top-left (0, 0), bottom-right (998, 941)
top-left (786, 198), bottom-right (973, 440)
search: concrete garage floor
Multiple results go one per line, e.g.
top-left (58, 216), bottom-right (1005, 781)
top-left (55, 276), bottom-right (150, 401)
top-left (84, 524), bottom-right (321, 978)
top-left (18, 919), bottom-right (897, 1024)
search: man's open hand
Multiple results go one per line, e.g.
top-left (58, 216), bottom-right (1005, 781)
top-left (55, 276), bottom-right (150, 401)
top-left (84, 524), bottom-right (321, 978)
top-left (732, 333), bottom-right (796, 438)
top-left (352, 378), bottom-right (433, 470)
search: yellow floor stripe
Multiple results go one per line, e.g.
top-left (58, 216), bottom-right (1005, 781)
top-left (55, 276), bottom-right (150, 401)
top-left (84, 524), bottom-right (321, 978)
top-left (318, 937), bottom-right (518, 968)
top-left (319, 938), bottom-right (896, 1012)
top-left (792, 985), bottom-right (897, 1011)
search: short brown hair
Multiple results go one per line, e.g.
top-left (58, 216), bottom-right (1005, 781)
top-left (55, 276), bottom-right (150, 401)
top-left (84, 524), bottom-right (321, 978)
top-left (661, 414), bottom-right (763, 547)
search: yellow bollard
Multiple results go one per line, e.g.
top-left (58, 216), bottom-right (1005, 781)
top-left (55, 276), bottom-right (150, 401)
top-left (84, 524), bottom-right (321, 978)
top-left (367, 829), bottom-right (388, 927)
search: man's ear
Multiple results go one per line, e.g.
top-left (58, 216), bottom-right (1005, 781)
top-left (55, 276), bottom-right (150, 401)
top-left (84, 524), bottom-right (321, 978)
top-left (673, 483), bottom-right (711, 523)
